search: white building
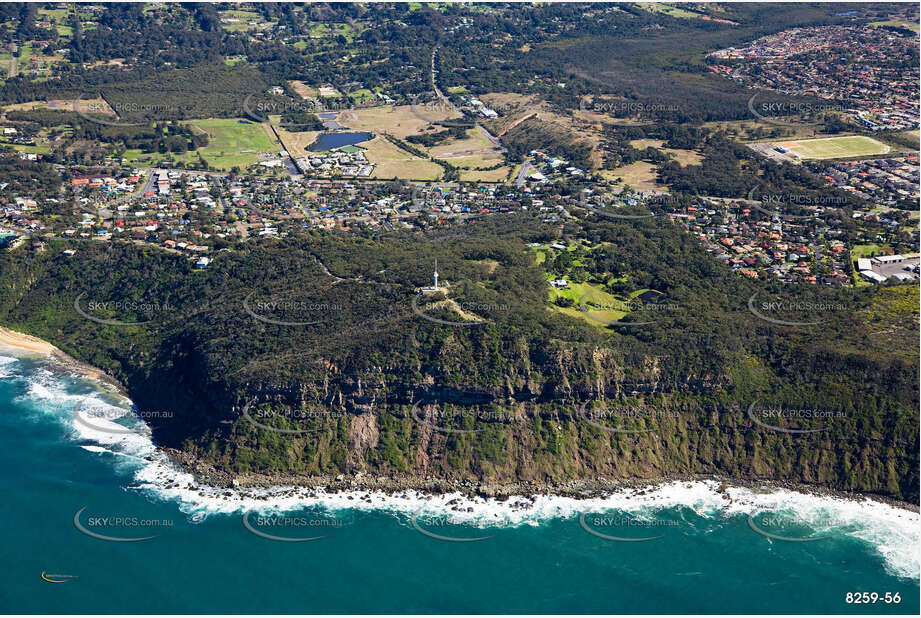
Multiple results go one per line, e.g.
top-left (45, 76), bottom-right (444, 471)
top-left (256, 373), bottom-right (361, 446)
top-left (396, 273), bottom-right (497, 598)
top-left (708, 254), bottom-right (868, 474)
top-left (859, 270), bottom-right (887, 283)
top-left (872, 254), bottom-right (906, 264)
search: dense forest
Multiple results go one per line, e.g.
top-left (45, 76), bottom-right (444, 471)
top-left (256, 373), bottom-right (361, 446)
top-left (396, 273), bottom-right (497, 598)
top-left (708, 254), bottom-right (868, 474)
top-left (0, 2), bottom-right (866, 126)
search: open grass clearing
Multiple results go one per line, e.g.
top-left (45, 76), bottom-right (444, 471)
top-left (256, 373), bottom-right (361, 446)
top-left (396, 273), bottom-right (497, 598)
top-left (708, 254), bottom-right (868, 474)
top-left (288, 81), bottom-right (318, 99)
top-left (548, 281), bottom-right (630, 326)
top-left (601, 161), bottom-right (664, 192)
top-left (459, 167), bottom-right (510, 182)
top-left (180, 118), bottom-right (282, 170)
top-left (363, 136), bottom-right (443, 181)
top-left (851, 243), bottom-right (893, 259)
top-left (338, 104), bottom-right (460, 140)
top-left (276, 127), bottom-right (322, 158)
top-left (776, 135), bottom-right (891, 160)
top-left (870, 20), bottom-right (920, 33)
top-left (629, 139), bottom-right (702, 166)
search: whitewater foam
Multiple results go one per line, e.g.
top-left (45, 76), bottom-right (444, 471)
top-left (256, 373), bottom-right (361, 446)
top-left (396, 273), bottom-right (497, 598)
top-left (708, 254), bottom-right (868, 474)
top-left (0, 354), bottom-right (18, 378)
top-left (8, 350), bottom-right (921, 581)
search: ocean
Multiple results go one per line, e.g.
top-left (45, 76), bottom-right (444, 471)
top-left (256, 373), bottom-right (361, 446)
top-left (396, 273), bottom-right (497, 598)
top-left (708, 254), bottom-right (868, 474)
top-left (0, 348), bottom-right (917, 614)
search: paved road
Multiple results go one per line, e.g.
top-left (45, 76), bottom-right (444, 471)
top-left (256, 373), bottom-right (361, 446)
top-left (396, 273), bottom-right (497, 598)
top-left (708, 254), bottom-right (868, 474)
top-left (747, 142), bottom-right (802, 166)
top-left (430, 47), bottom-right (460, 115)
top-left (515, 162), bottom-right (535, 187)
top-left (431, 47), bottom-right (504, 151)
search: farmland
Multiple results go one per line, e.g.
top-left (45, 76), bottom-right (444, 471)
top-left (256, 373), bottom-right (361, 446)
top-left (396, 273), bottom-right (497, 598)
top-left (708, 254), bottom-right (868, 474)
top-left (363, 136), bottom-right (443, 181)
top-left (339, 104), bottom-right (460, 140)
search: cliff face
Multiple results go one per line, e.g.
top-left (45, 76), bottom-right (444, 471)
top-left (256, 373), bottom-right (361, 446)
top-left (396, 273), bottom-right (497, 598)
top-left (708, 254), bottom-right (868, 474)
top-left (1, 228), bottom-right (917, 502)
top-left (136, 327), bottom-right (916, 503)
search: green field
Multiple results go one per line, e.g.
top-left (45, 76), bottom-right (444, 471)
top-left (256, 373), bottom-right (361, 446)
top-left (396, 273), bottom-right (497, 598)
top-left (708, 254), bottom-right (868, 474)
top-left (307, 22), bottom-right (356, 42)
top-left (851, 243), bottom-right (893, 259)
top-left (182, 119), bottom-right (281, 171)
top-left (777, 135), bottom-right (891, 160)
top-left (870, 20), bottom-right (920, 33)
top-left (38, 7), bottom-right (74, 38)
top-left (639, 2), bottom-right (702, 19)
top-left (218, 10), bottom-right (266, 32)
top-left (7, 143), bottom-right (52, 155)
top-left (349, 88), bottom-right (375, 103)
top-left (548, 281), bottom-right (631, 326)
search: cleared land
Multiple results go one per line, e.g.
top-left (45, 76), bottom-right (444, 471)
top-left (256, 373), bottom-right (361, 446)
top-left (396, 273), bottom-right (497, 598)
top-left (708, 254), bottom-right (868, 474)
top-left (339, 104), bottom-right (460, 140)
top-left (601, 161), bottom-right (664, 192)
top-left (870, 20), bottom-right (920, 33)
top-left (776, 135), bottom-right (891, 160)
top-left (459, 167), bottom-right (511, 182)
top-left (426, 128), bottom-right (505, 172)
top-left (364, 136), bottom-right (443, 181)
top-left (276, 127), bottom-right (322, 158)
top-left (288, 81), bottom-right (317, 99)
top-left (702, 119), bottom-right (831, 141)
top-left (639, 2), bottom-right (703, 19)
top-left (851, 243), bottom-right (894, 259)
top-left (182, 118), bottom-right (282, 170)
top-left (3, 98), bottom-right (114, 116)
top-left (318, 86), bottom-right (342, 98)
top-left (629, 139), bottom-right (702, 166)
top-left (219, 10), bottom-right (266, 32)
top-left (548, 282), bottom-right (629, 326)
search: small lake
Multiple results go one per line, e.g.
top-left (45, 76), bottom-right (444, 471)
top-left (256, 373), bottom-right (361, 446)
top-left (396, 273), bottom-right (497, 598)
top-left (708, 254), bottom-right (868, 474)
top-left (309, 131), bottom-right (373, 152)
top-left (317, 112), bottom-right (344, 130)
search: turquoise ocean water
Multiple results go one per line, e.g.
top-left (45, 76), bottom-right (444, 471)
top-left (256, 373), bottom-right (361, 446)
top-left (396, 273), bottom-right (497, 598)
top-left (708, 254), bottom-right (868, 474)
top-left (0, 350), bottom-right (917, 614)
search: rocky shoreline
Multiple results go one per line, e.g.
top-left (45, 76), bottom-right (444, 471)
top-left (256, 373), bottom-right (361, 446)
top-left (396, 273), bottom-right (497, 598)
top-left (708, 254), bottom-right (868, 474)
top-left (3, 324), bottom-right (917, 514)
top-left (164, 448), bottom-right (920, 513)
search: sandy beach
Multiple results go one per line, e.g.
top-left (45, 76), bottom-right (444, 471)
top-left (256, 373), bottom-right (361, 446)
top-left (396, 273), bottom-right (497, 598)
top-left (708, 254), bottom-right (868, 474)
top-left (0, 325), bottom-right (59, 354)
top-left (0, 324), bottom-right (127, 394)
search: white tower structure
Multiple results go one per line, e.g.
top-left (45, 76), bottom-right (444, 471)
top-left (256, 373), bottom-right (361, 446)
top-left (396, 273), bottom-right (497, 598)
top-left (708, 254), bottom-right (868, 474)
top-left (433, 259), bottom-right (439, 290)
